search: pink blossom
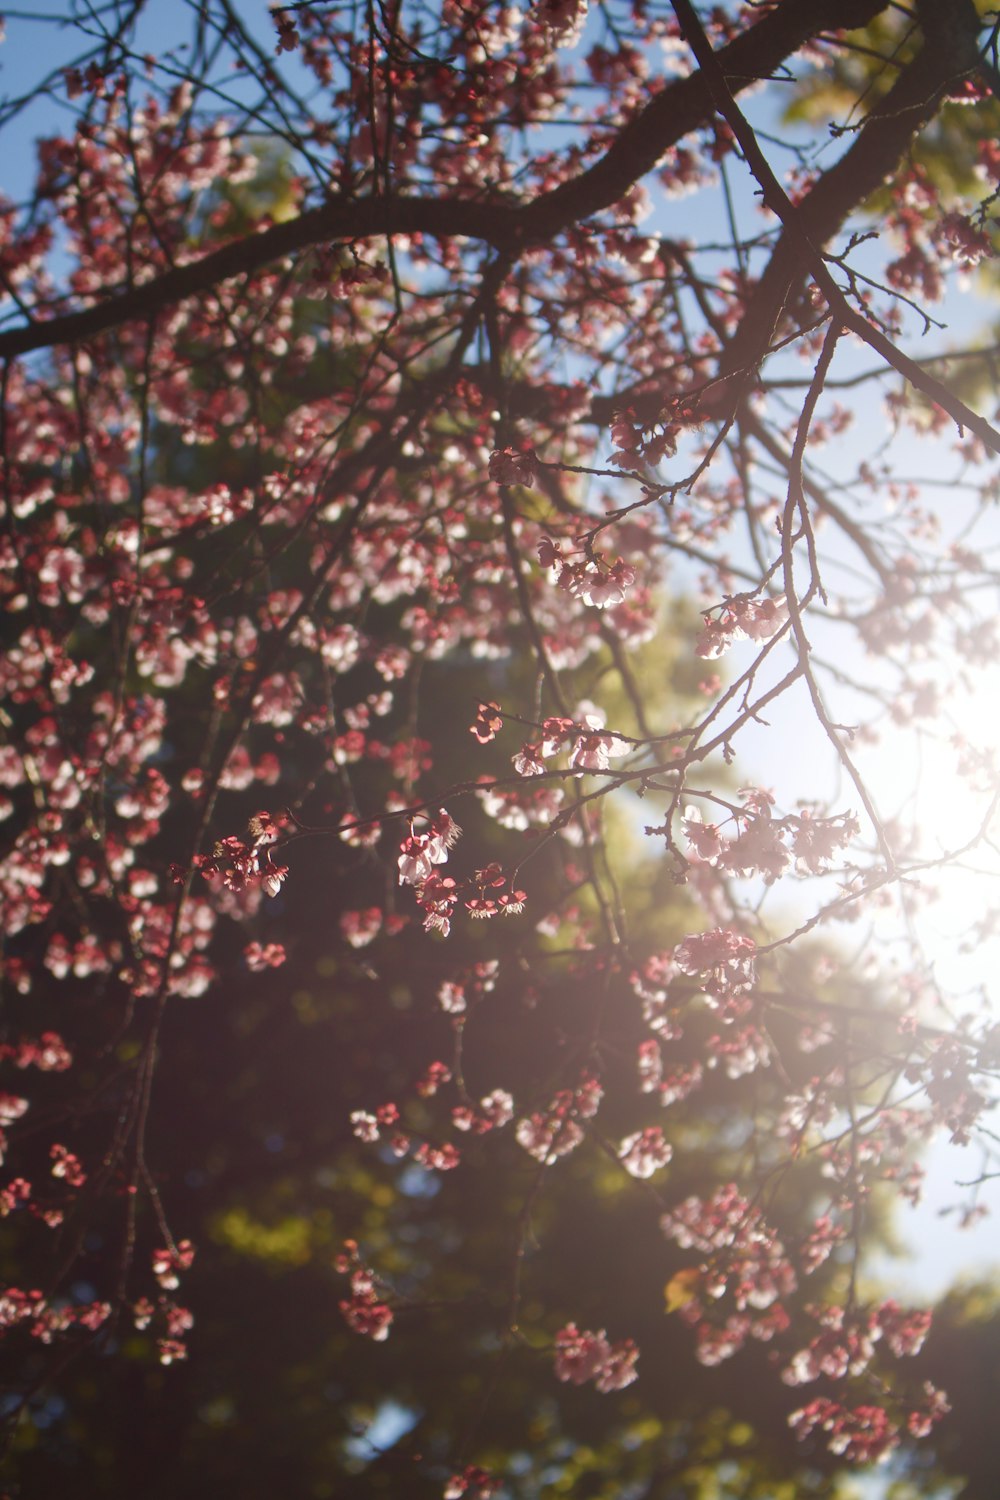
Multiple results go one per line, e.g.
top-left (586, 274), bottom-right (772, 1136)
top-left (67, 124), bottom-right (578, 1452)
top-left (788, 1398), bottom-right (900, 1464)
top-left (350, 1111), bottom-right (380, 1143)
top-left (877, 1300), bottom-right (932, 1358)
top-left (674, 927), bottom-right (757, 994)
top-left (682, 807), bottom-right (723, 862)
top-left (50, 1144), bottom-right (85, 1186)
top-left (637, 1039), bottom-right (662, 1093)
top-left (152, 1239), bottom-right (195, 1291)
top-left (718, 820), bottom-right (789, 883)
top-left (575, 1073), bottom-right (604, 1118)
top-left (537, 536), bottom-right (561, 569)
top-left (937, 210), bottom-right (993, 269)
top-left (574, 560), bottom-right (636, 610)
top-left (658, 1063), bottom-right (703, 1107)
top-left (0, 1094), bottom-right (28, 1126)
top-left (695, 616), bottom-right (738, 659)
top-left (730, 595), bottom-right (789, 641)
top-left (513, 741), bottom-right (546, 776)
top-left (791, 810), bottom-right (860, 873)
top-left (553, 1323), bottom-right (639, 1392)
top-left (594, 1337), bottom-right (640, 1392)
top-left (569, 718), bottom-right (629, 771)
top-left (661, 1185), bottom-right (797, 1329)
top-left (907, 1382), bottom-right (950, 1438)
top-left (427, 809), bottom-right (462, 860)
top-left (273, 12), bottom-right (300, 52)
top-left (416, 1060), bottom-right (451, 1097)
top-left (260, 864), bottom-right (288, 898)
top-left (398, 835), bottom-right (435, 886)
top-left (418, 872), bottom-right (458, 936)
top-left (540, 716), bottom-right (575, 756)
top-left (488, 446), bottom-right (536, 485)
top-left (444, 1465), bottom-right (497, 1499)
top-left (707, 1022), bottom-right (772, 1079)
top-left (158, 1339), bottom-right (188, 1366)
top-left (340, 1288), bottom-right (393, 1341)
top-left (516, 1112), bottom-right (583, 1162)
top-left (618, 1126), bottom-right (673, 1178)
top-left (535, 0), bottom-right (589, 46)
top-left (478, 1089), bottom-right (514, 1128)
top-left (244, 941), bottom-right (287, 971)
top-left (339, 908), bottom-right (383, 948)
top-left (133, 1298), bottom-right (155, 1330)
top-left (438, 980), bottom-right (466, 1014)
top-left (414, 1142), bottom-right (461, 1170)
top-left (470, 701), bottom-right (503, 743)
top-left (553, 1323), bottom-right (612, 1384)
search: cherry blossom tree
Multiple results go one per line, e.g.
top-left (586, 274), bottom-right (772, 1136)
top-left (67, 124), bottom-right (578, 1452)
top-left (2, 0), bottom-right (1000, 1493)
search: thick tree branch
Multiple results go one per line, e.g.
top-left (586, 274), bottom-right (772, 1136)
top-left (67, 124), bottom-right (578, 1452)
top-left (669, 0), bottom-right (1000, 454)
top-left (0, 0), bottom-right (882, 361)
top-left (516, 0), bottom-right (884, 242)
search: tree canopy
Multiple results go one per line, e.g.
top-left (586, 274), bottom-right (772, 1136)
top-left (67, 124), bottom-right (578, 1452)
top-left (1, 1), bottom-right (1000, 1495)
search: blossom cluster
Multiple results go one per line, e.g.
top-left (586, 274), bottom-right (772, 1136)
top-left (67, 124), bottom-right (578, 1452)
top-left (512, 704), bottom-right (630, 779)
top-left (681, 795), bottom-right (860, 885)
top-left (782, 1301), bottom-right (932, 1387)
top-left (789, 1383), bottom-right (950, 1464)
top-left (516, 1073), bottom-right (603, 1162)
top-left (538, 536), bottom-right (638, 611)
top-left (335, 1242), bottom-right (394, 1343)
top-left (695, 595), bottom-right (789, 658)
top-left (553, 1322), bottom-right (639, 1393)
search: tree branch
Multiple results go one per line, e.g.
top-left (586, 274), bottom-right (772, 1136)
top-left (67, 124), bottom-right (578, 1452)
top-left (670, 0), bottom-right (1000, 454)
top-left (0, 0), bottom-right (883, 361)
